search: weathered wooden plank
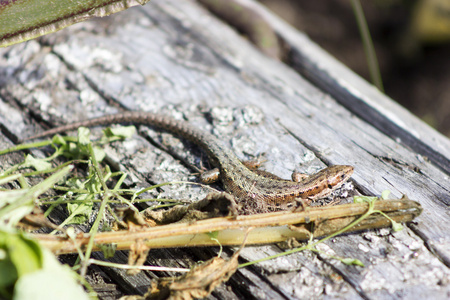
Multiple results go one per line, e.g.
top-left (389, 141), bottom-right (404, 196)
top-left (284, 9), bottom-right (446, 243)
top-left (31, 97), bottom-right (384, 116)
top-left (0, 0), bottom-right (449, 298)
top-left (238, 0), bottom-right (450, 272)
top-left (233, 0), bottom-right (450, 164)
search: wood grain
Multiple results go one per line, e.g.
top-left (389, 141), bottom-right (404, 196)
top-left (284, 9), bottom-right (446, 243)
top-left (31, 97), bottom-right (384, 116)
top-left (0, 0), bottom-right (448, 298)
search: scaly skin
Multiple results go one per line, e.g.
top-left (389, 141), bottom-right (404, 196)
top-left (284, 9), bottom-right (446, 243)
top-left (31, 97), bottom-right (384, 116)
top-left (27, 112), bottom-right (354, 212)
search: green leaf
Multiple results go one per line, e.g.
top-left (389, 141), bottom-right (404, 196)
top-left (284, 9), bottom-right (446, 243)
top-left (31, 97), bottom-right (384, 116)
top-left (14, 268), bottom-right (89, 300)
top-left (60, 142), bottom-right (84, 159)
top-left (0, 166), bottom-right (73, 227)
top-left (65, 178), bottom-right (86, 189)
top-left (353, 195), bottom-right (377, 204)
top-left (103, 125), bottom-right (136, 139)
top-left (0, 229), bottom-right (89, 299)
top-left (22, 154), bottom-right (52, 172)
top-left (13, 247), bottom-right (89, 300)
top-left (77, 127), bottom-right (91, 146)
top-left (0, 248), bottom-right (18, 296)
top-left (57, 129), bottom-right (105, 162)
top-left (67, 200), bottom-right (93, 225)
top-left (0, 230), bottom-right (43, 298)
top-left (85, 169), bottom-right (102, 194)
top-left (341, 258), bottom-right (364, 267)
top-left (92, 146), bottom-right (106, 163)
top-left (391, 221), bottom-right (404, 232)
top-left (6, 234), bottom-right (43, 277)
top-left (52, 135), bottom-right (67, 145)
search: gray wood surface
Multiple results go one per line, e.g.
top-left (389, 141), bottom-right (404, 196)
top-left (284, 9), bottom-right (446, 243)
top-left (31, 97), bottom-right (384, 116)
top-left (0, 0), bottom-right (449, 298)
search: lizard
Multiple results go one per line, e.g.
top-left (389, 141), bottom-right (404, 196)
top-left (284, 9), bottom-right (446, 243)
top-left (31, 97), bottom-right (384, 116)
top-left (26, 111), bottom-right (354, 213)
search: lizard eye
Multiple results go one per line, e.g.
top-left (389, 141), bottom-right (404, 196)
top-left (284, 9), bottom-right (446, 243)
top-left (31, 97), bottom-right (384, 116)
top-left (328, 184), bottom-right (333, 189)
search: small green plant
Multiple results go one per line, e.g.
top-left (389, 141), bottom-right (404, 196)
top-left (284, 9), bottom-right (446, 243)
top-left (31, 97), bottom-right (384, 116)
top-left (0, 126), bottom-right (159, 299)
